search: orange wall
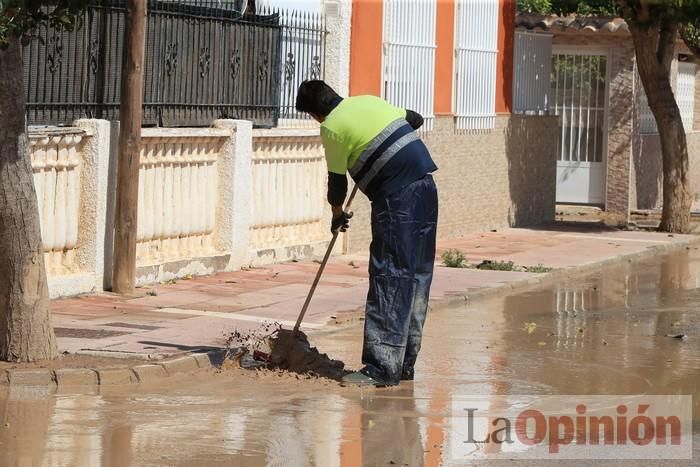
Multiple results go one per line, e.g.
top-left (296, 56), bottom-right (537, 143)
top-left (434, 0), bottom-right (455, 115)
top-left (349, 0), bottom-right (514, 113)
top-left (349, 0), bottom-right (383, 97)
top-left (496, 0), bottom-right (515, 113)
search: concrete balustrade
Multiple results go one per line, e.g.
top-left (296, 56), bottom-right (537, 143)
top-left (133, 123), bottom-right (253, 286)
top-left (28, 121), bottom-right (110, 298)
top-left (250, 128), bottom-right (332, 265)
top-left (27, 120), bottom-right (255, 296)
top-left (29, 129), bottom-right (84, 275)
top-left (136, 129), bottom-right (228, 265)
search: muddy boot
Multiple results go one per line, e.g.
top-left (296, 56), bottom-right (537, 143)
top-left (400, 367), bottom-right (414, 381)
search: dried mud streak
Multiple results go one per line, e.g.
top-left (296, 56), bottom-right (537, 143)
top-left (267, 329), bottom-right (348, 381)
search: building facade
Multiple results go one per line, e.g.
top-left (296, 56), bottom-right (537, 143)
top-left (515, 14), bottom-right (700, 221)
top-left (344, 0), bottom-right (558, 252)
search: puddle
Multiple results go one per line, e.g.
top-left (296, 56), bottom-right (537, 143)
top-left (2, 248), bottom-right (700, 465)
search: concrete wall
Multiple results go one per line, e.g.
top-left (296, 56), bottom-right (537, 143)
top-left (344, 115), bottom-right (558, 253)
top-left (29, 122), bottom-right (110, 298)
top-left (31, 120), bottom-right (255, 297)
top-left (34, 120), bottom-right (341, 297)
top-left (695, 66), bottom-right (700, 132)
top-left (633, 132), bottom-right (700, 210)
top-left (323, 0), bottom-right (351, 97)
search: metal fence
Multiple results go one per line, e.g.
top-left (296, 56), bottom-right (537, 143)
top-left (22, 0), bottom-right (326, 128)
top-left (274, 8), bottom-right (326, 122)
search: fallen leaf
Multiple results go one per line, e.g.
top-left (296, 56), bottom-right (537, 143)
top-left (523, 322), bottom-right (537, 334)
top-left (537, 341), bottom-right (546, 346)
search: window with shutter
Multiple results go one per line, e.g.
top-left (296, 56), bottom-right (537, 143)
top-left (454, 0), bottom-right (499, 130)
top-left (382, 0), bottom-right (437, 131)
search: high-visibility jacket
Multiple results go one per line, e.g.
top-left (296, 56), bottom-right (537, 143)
top-left (321, 95), bottom-right (437, 201)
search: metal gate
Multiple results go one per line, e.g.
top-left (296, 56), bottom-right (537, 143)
top-left (550, 50), bottom-right (609, 205)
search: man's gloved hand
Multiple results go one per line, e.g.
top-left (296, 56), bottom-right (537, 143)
top-left (331, 210), bottom-right (353, 233)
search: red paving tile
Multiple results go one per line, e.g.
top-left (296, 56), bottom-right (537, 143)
top-left (50, 225), bottom-right (697, 357)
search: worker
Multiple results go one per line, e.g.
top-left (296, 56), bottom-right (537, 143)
top-left (295, 80), bottom-right (439, 387)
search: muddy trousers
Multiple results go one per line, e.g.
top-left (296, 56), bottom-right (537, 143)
top-left (361, 174), bottom-right (438, 385)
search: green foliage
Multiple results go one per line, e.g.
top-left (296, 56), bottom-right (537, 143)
top-left (0, 0), bottom-right (88, 49)
top-left (681, 20), bottom-right (700, 56)
top-left (517, 0), bottom-right (552, 14)
top-left (526, 264), bottom-right (553, 273)
top-left (476, 260), bottom-right (515, 271)
top-left (550, 0), bottom-right (616, 16)
top-left (517, 0), bottom-right (617, 16)
top-left (441, 249), bottom-right (468, 268)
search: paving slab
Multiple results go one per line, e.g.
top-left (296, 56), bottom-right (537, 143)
top-left (48, 224), bottom-right (699, 360)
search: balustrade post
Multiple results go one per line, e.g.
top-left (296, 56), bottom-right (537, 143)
top-left (213, 119), bottom-right (253, 270)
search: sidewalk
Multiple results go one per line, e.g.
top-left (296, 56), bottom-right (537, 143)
top-left (50, 223), bottom-right (697, 359)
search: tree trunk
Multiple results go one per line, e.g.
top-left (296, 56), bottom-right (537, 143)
top-left (0, 39), bottom-right (58, 361)
top-left (630, 20), bottom-right (692, 233)
top-left (657, 98), bottom-right (692, 233)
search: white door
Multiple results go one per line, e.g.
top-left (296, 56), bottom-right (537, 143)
top-left (550, 51), bottom-right (608, 205)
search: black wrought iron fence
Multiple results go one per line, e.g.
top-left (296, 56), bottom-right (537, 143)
top-left (273, 8), bottom-right (326, 121)
top-left (22, 0), bottom-right (325, 128)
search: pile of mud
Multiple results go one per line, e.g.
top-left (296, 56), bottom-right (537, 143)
top-left (268, 329), bottom-right (348, 381)
top-left (225, 325), bottom-right (349, 381)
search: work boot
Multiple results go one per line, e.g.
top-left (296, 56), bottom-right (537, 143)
top-left (341, 371), bottom-right (388, 387)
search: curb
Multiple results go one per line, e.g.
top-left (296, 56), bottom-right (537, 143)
top-left (431, 234), bottom-right (700, 312)
top-left (0, 349), bottom-right (236, 389)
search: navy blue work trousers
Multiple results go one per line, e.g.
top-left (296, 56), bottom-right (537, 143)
top-left (361, 174), bottom-right (438, 385)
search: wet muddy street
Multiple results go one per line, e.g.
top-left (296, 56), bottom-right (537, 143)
top-left (3, 249), bottom-right (700, 466)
